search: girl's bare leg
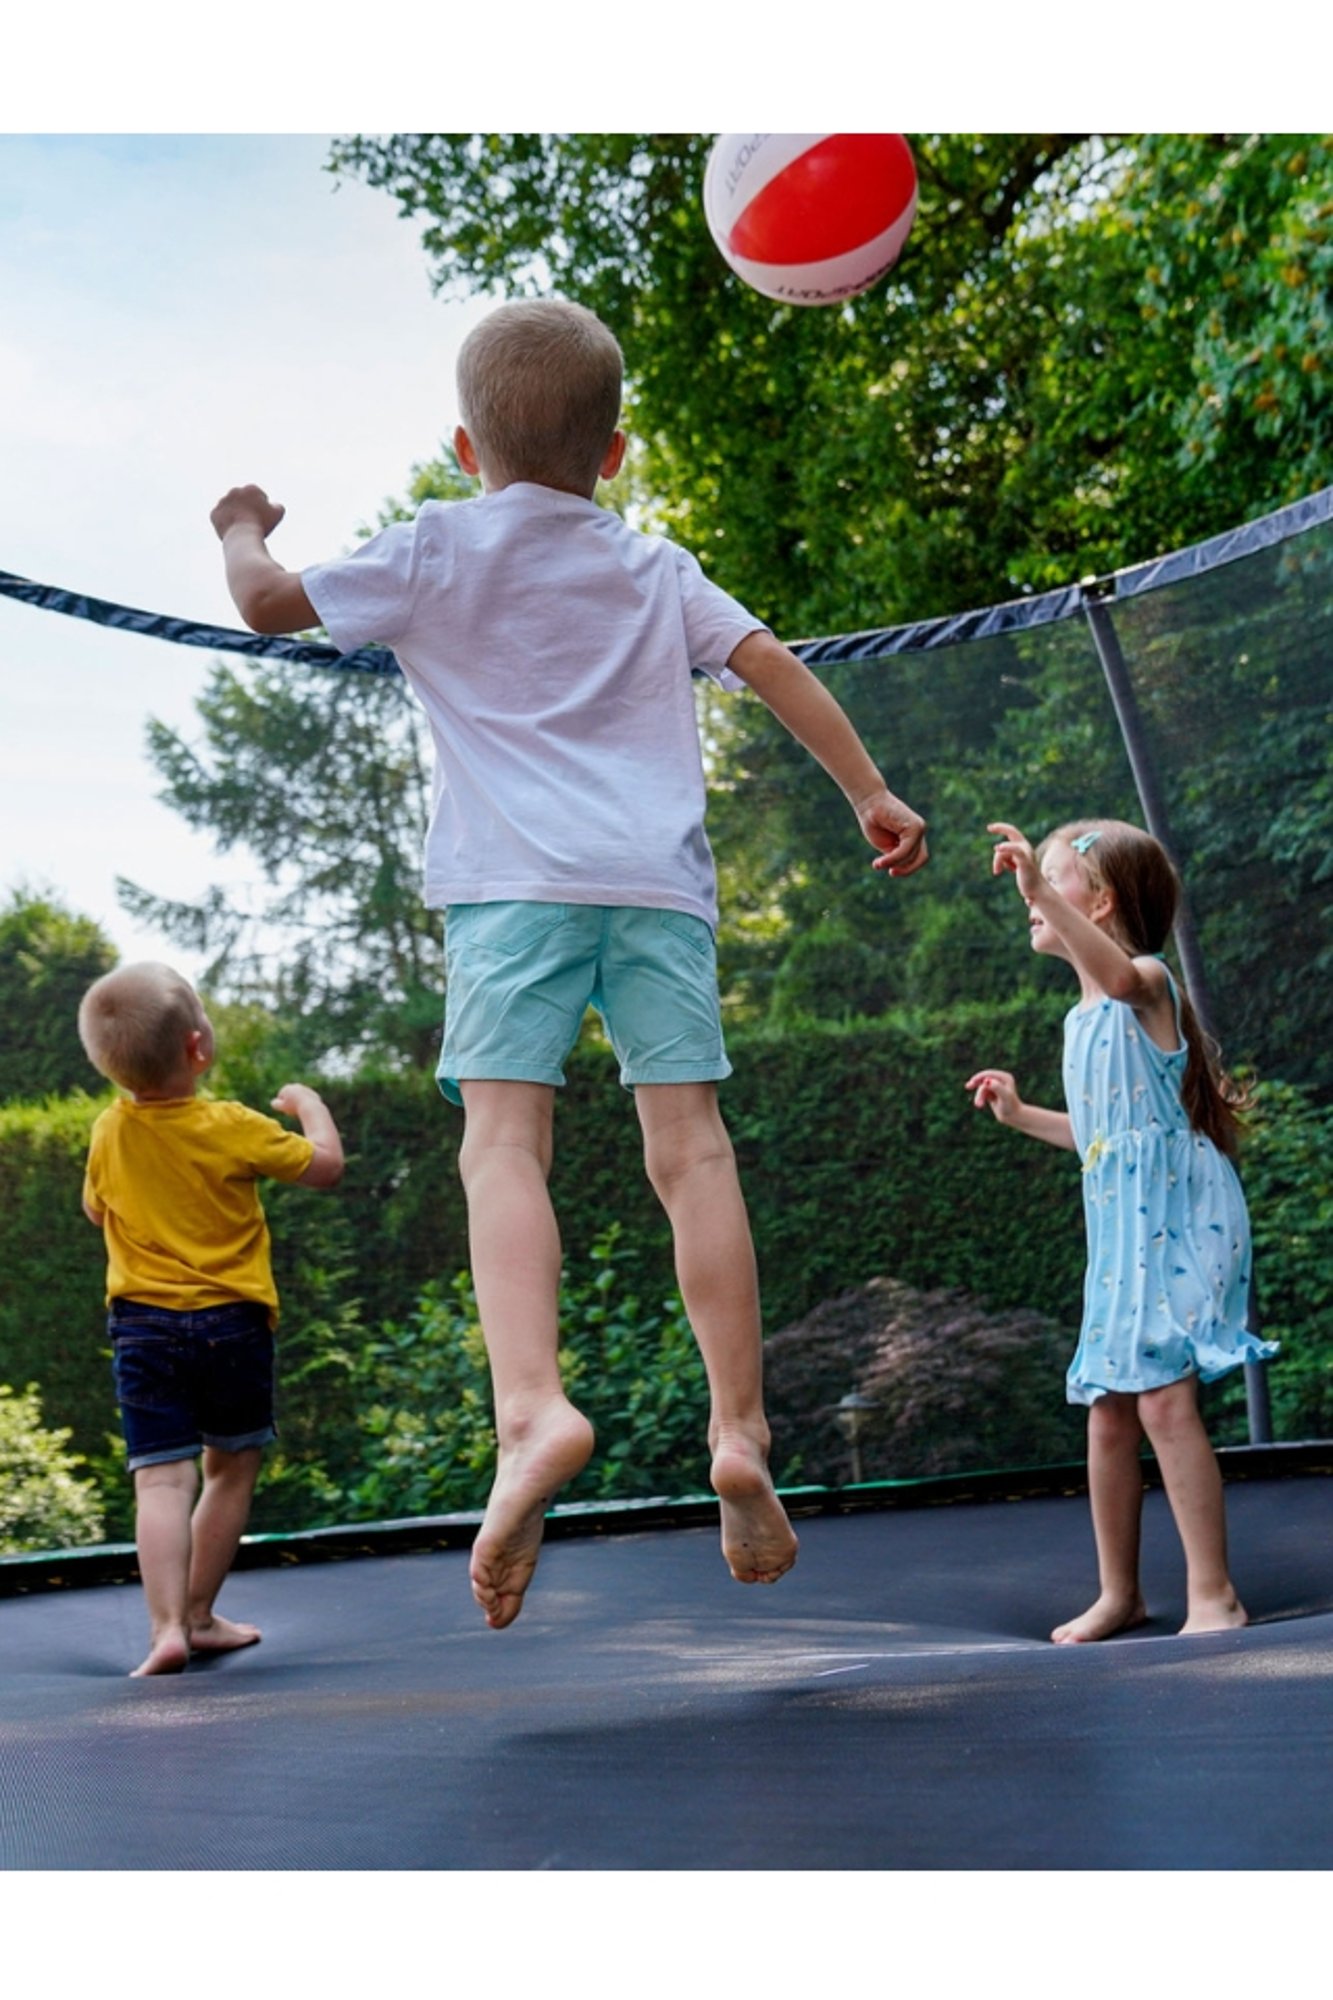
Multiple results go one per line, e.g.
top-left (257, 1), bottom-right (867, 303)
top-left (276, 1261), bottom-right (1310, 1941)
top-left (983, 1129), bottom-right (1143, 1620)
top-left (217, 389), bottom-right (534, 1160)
top-left (637, 1082), bottom-right (797, 1586)
top-left (1053, 1394), bottom-right (1149, 1643)
top-left (131, 1458), bottom-right (197, 1675)
top-left (188, 1445), bottom-right (264, 1652)
top-left (461, 1081), bottom-right (594, 1629)
top-left (1138, 1376), bottom-right (1247, 1633)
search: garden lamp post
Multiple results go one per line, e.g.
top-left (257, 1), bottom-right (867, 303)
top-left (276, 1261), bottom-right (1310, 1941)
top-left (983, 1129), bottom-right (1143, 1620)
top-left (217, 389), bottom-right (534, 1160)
top-left (836, 1392), bottom-right (878, 1486)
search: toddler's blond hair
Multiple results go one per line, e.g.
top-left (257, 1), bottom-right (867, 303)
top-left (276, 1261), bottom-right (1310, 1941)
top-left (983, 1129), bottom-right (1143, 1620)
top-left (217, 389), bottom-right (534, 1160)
top-left (78, 962), bottom-right (207, 1094)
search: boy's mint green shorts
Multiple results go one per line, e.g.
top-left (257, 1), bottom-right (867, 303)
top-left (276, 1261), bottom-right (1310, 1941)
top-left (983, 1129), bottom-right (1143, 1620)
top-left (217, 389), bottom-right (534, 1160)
top-left (437, 901), bottom-right (731, 1104)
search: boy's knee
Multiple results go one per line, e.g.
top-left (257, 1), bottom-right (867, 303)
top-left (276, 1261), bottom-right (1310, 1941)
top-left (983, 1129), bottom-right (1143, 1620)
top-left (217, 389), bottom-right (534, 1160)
top-left (459, 1125), bottom-right (553, 1190)
top-left (642, 1118), bottom-right (735, 1197)
top-left (457, 1084), bottom-right (555, 1184)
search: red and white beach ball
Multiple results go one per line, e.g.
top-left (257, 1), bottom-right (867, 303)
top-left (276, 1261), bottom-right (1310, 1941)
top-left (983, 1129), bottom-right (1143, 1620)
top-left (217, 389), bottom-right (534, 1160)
top-left (703, 133), bottom-right (917, 305)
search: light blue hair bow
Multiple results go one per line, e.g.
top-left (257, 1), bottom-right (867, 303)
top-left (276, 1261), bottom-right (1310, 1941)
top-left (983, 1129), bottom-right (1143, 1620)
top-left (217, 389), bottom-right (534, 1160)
top-left (1070, 831), bottom-right (1102, 854)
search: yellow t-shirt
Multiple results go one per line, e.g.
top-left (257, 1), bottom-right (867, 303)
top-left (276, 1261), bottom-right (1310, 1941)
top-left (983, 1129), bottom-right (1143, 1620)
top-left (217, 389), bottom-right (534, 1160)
top-left (83, 1095), bottom-right (316, 1322)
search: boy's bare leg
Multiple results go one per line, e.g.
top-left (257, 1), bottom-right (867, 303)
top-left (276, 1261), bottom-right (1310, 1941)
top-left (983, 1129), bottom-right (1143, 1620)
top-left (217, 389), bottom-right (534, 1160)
top-left (1138, 1377), bottom-right (1247, 1634)
top-left (637, 1082), bottom-right (798, 1586)
top-left (1053, 1394), bottom-right (1149, 1643)
top-left (130, 1458), bottom-right (197, 1675)
top-left (187, 1445), bottom-right (264, 1653)
top-left (460, 1081), bottom-right (595, 1629)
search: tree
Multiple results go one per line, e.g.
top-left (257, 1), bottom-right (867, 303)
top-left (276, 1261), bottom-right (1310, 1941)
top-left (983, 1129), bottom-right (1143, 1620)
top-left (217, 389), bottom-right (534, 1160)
top-left (326, 134), bottom-right (1330, 1056)
top-left (327, 134), bottom-right (1329, 624)
top-left (119, 664), bottom-right (439, 1071)
top-left (128, 138), bottom-right (1330, 1071)
top-left (118, 459), bottom-right (476, 1073)
top-left (0, 888), bottom-right (117, 1101)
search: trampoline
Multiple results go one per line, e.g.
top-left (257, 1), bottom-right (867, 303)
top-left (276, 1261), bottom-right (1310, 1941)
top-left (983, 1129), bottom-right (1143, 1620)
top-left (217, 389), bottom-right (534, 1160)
top-left (3, 1457), bottom-right (1329, 1872)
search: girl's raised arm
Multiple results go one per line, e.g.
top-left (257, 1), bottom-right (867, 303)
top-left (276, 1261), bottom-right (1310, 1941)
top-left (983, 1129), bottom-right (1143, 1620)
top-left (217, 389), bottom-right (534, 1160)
top-left (989, 821), bottom-right (1166, 1018)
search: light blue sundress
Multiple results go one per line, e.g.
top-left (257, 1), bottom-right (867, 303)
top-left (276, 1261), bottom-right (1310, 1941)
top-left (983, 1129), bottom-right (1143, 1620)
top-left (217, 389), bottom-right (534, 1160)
top-left (1062, 970), bottom-right (1278, 1406)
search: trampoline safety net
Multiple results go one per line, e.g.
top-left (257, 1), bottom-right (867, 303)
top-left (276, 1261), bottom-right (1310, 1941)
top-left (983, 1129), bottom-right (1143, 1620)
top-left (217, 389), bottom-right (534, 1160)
top-left (0, 487), bottom-right (1328, 1555)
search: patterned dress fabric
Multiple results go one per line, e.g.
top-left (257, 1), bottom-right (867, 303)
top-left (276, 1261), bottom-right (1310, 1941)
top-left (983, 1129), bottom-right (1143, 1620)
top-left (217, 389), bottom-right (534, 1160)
top-left (1061, 973), bottom-right (1278, 1405)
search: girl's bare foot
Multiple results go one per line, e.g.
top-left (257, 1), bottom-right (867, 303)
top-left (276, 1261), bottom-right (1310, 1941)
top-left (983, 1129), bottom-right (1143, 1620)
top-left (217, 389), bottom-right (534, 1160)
top-left (130, 1626), bottom-right (190, 1677)
top-left (1051, 1591), bottom-right (1148, 1644)
top-left (470, 1398), bottom-right (595, 1629)
top-left (710, 1431), bottom-right (799, 1584)
top-left (189, 1612), bottom-right (262, 1655)
top-left (1180, 1590), bottom-right (1247, 1635)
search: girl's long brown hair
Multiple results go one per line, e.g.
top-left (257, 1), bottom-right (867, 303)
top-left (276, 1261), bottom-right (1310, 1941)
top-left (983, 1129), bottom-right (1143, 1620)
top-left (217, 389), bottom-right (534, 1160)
top-left (1044, 819), bottom-right (1249, 1157)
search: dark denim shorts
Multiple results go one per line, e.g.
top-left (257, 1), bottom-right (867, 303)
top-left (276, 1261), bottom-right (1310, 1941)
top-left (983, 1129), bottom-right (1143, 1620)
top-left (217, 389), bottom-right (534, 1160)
top-left (108, 1298), bottom-right (277, 1472)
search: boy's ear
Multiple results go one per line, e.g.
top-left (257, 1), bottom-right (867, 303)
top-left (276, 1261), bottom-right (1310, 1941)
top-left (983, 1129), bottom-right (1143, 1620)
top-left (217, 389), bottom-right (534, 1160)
top-left (600, 429), bottom-right (627, 480)
top-left (454, 425), bottom-right (481, 478)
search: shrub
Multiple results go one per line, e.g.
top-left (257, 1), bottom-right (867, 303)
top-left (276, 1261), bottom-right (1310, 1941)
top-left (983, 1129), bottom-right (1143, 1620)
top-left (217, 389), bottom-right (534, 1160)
top-left (335, 1225), bottom-right (710, 1521)
top-left (0, 1382), bottom-right (105, 1554)
top-left (763, 1276), bottom-right (1086, 1486)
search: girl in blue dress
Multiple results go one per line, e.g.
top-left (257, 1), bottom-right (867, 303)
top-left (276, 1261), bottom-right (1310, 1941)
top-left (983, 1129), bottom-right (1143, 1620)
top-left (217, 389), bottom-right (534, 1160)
top-left (966, 817), bottom-right (1277, 1643)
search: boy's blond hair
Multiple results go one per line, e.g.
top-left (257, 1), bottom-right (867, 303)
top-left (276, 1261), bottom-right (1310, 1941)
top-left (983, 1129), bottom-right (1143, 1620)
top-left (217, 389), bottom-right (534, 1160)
top-left (457, 298), bottom-right (623, 495)
top-left (78, 962), bottom-right (207, 1094)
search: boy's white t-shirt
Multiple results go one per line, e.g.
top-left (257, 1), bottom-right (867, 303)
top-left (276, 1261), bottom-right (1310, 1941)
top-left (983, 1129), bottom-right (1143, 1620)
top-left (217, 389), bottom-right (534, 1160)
top-left (302, 483), bottom-right (764, 930)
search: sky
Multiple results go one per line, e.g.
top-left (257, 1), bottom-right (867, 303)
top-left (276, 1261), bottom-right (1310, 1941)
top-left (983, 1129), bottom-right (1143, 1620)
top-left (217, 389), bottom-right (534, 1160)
top-left (0, 132), bottom-right (496, 981)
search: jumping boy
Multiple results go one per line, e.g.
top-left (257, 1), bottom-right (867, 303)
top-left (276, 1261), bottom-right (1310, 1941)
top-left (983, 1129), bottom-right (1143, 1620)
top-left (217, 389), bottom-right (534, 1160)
top-left (79, 961), bottom-right (344, 1674)
top-left (211, 297), bottom-right (928, 1629)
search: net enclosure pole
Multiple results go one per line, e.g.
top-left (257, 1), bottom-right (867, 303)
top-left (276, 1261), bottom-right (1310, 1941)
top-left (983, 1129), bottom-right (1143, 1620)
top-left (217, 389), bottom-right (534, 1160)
top-left (1081, 585), bottom-right (1219, 1035)
top-left (1081, 581), bottom-right (1273, 1445)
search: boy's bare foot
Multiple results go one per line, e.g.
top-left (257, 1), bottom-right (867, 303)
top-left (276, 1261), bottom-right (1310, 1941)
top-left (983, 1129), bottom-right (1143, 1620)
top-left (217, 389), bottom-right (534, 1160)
top-left (130, 1626), bottom-right (190, 1677)
top-left (470, 1399), bottom-right (595, 1630)
top-left (189, 1612), bottom-right (262, 1655)
top-left (710, 1431), bottom-right (799, 1585)
top-left (1180, 1590), bottom-right (1247, 1635)
top-left (1051, 1591), bottom-right (1148, 1644)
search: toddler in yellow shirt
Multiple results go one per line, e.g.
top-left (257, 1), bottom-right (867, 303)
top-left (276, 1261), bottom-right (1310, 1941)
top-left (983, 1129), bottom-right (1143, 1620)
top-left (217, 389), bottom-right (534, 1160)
top-left (79, 962), bottom-right (344, 1676)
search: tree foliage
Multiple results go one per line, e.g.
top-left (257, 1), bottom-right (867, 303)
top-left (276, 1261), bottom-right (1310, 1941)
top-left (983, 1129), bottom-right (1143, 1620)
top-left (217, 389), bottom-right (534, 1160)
top-left (328, 133), bottom-right (1329, 624)
top-left (119, 138), bottom-right (1330, 1067)
top-left (0, 888), bottom-right (117, 1102)
top-left (325, 133), bottom-right (1331, 1079)
top-left (336, 1224), bottom-right (709, 1521)
top-left (119, 665), bottom-right (438, 1071)
top-left (117, 454), bottom-right (477, 1073)
top-left (0, 1383), bottom-right (104, 1554)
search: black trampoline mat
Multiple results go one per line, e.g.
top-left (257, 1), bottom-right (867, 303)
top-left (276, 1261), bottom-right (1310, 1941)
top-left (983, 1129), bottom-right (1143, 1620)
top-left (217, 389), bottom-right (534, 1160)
top-left (3, 1476), bottom-right (1330, 1870)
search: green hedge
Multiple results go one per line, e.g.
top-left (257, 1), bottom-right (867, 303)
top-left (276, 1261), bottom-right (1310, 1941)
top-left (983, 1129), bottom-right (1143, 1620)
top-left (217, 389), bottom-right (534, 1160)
top-left (2, 998), bottom-right (1328, 1531)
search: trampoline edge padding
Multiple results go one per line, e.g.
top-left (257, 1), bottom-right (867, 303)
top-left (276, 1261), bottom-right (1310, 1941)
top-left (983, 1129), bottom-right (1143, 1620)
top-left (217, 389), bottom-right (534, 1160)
top-left (3, 1438), bottom-right (1330, 1598)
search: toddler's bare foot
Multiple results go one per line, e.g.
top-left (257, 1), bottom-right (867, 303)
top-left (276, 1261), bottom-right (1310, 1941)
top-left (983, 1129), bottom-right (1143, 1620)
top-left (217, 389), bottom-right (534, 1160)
top-left (710, 1430), bottom-right (799, 1585)
top-left (1180, 1589), bottom-right (1247, 1635)
top-left (470, 1398), bottom-right (595, 1630)
top-left (130, 1626), bottom-right (190, 1677)
top-left (1051, 1591), bottom-right (1148, 1644)
top-left (189, 1612), bottom-right (262, 1655)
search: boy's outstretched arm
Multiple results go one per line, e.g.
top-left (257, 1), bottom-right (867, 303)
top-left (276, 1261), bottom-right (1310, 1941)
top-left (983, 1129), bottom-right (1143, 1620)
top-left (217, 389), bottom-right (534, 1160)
top-left (211, 485), bottom-right (317, 635)
top-left (272, 1084), bottom-right (345, 1188)
top-left (727, 630), bottom-right (928, 876)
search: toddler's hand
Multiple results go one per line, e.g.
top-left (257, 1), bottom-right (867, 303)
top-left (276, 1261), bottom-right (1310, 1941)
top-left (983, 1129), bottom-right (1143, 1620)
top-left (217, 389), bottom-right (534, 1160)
top-left (211, 485), bottom-right (286, 541)
top-left (965, 1067), bottom-right (1022, 1125)
top-left (987, 821), bottom-right (1041, 898)
top-left (272, 1083), bottom-right (321, 1117)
